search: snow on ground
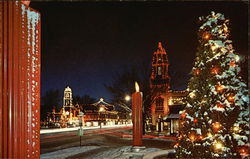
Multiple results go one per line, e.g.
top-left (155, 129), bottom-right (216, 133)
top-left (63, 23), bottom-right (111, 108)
top-left (41, 146), bottom-right (162, 159)
top-left (90, 146), bottom-right (161, 159)
top-left (40, 146), bottom-right (100, 159)
top-left (40, 124), bottom-right (132, 134)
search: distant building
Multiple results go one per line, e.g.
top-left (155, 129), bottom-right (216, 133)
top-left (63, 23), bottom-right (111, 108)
top-left (150, 42), bottom-right (188, 133)
top-left (47, 86), bottom-right (81, 127)
top-left (46, 86), bottom-right (131, 128)
top-left (60, 86), bottom-right (81, 126)
top-left (83, 98), bottom-right (130, 127)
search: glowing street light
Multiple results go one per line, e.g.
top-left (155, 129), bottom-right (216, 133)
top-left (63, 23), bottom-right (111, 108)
top-left (125, 95), bottom-right (131, 101)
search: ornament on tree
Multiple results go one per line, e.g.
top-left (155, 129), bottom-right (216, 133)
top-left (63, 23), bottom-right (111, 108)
top-left (201, 98), bottom-right (207, 103)
top-left (235, 55), bottom-right (240, 62)
top-left (181, 112), bottom-right (186, 119)
top-left (188, 131), bottom-right (197, 142)
top-left (214, 141), bottom-right (224, 150)
top-left (212, 122), bottom-right (221, 132)
top-left (193, 68), bottom-right (200, 75)
top-left (189, 92), bottom-right (195, 98)
top-left (197, 135), bottom-right (203, 140)
top-left (232, 126), bottom-right (241, 133)
top-left (227, 94), bottom-right (235, 103)
top-left (223, 24), bottom-right (229, 33)
top-left (178, 135), bottom-right (183, 139)
top-left (229, 61), bottom-right (236, 67)
top-left (203, 32), bottom-right (211, 40)
top-left (210, 44), bottom-right (217, 51)
top-left (180, 121), bottom-right (185, 125)
top-left (207, 132), bottom-right (213, 138)
top-left (211, 66), bottom-right (220, 74)
top-left (174, 142), bottom-right (180, 148)
top-left (217, 103), bottom-right (224, 108)
top-left (193, 118), bottom-right (198, 123)
top-left (216, 85), bottom-right (224, 93)
top-left (239, 146), bottom-right (249, 158)
top-left (189, 134), bottom-right (196, 142)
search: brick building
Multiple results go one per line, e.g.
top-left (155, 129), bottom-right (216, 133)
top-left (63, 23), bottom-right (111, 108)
top-left (150, 42), bottom-right (188, 133)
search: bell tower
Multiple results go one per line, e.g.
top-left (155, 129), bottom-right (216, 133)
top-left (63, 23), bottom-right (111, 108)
top-left (62, 86), bottom-right (74, 120)
top-left (150, 42), bottom-right (170, 89)
top-left (150, 42), bottom-right (170, 127)
top-left (63, 86), bottom-right (73, 107)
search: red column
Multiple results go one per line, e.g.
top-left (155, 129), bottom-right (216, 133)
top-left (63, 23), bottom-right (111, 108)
top-left (132, 90), bottom-right (143, 146)
top-left (0, 2), bottom-right (40, 158)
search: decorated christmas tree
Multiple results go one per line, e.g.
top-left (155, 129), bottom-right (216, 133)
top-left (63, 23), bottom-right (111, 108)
top-left (175, 11), bottom-right (249, 158)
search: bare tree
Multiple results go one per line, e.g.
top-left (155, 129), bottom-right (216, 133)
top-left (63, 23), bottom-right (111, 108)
top-left (41, 89), bottom-right (61, 121)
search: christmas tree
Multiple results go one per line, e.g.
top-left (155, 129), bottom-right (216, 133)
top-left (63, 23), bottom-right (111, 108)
top-left (175, 11), bottom-right (249, 158)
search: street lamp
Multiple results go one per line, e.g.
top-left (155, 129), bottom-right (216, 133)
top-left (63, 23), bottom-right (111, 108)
top-left (124, 95), bottom-right (131, 125)
top-left (79, 112), bottom-right (84, 127)
top-left (125, 95), bottom-right (131, 101)
top-left (78, 111), bottom-right (84, 147)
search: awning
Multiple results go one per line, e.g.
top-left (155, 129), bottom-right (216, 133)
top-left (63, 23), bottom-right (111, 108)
top-left (164, 114), bottom-right (180, 121)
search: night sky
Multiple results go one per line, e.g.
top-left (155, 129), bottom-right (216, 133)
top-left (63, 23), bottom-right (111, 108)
top-left (30, 1), bottom-right (248, 102)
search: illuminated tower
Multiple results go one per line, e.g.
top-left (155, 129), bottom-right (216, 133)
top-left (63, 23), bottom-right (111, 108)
top-left (150, 42), bottom-right (170, 126)
top-left (63, 86), bottom-right (73, 119)
top-left (63, 86), bottom-right (73, 106)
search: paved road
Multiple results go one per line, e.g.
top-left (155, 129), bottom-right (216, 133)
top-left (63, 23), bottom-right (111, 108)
top-left (41, 126), bottom-right (175, 157)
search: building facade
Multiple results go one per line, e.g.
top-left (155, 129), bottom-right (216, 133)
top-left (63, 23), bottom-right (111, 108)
top-left (46, 86), bottom-right (131, 128)
top-left (60, 86), bottom-right (81, 126)
top-left (150, 42), bottom-right (171, 127)
top-left (150, 42), bottom-right (188, 133)
top-left (47, 86), bottom-right (81, 127)
top-left (83, 98), bottom-right (130, 127)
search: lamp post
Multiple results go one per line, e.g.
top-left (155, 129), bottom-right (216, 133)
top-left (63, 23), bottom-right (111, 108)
top-left (125, 95), bottom-right (131, 102)
top-left (125, 95), bottom-right (131, 125)
top-left (78, 112), bottom-right (84, 147)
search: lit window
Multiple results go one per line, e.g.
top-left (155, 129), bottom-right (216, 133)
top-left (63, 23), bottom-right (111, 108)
top-left (158, 67), bottom-right (162, 75)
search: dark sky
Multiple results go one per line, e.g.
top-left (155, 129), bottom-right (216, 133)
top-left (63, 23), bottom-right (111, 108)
top-left (30, 1), bottom-right (248, 102)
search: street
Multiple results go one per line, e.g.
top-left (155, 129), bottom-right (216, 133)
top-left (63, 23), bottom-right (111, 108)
top-left (41, 126), bottom-right (175, 158)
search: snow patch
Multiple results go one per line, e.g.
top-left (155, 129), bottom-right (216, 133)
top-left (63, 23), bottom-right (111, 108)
top-left (41, 146), bottom-right (99, 159)
top-left (41, 146), bottom-right (162, 159)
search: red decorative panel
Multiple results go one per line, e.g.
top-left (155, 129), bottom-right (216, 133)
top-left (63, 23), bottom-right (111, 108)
top-left (0, 2), bottom-right (40, 158)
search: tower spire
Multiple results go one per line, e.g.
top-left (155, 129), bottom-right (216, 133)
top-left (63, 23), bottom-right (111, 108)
top-left (158, 42), bottom-right (163, 50)
top-left (150, 42), bottom-right (170, 128)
